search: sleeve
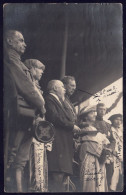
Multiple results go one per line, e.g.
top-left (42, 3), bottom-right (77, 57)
top-left (45, 98), bottom-right (74, 130)
top-left (86, 142), bottom-right (103, 158)
top-left (107, 129), bottom-right (116, 151)
top-left (79, 142), bottom-right (103, 162)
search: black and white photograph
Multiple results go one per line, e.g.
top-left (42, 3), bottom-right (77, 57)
top-left (3, 3), bottom-right (123, 192)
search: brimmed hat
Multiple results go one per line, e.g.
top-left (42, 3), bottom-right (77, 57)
top-left (108, 114), bottom-right (123, 122)
top-left (79, 105), bottom-right (96, 117)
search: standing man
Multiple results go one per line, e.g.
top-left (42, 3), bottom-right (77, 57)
top-left (61, 76), bottom-right (77, 122)
top-left (45, 80), bottom-right (81, 192)
top-left (94, 103), bottom-right (111, 136)
top-left (61, 76), bottom-right (80, 190)
top-left (4, 30), bottom-right (46, 192)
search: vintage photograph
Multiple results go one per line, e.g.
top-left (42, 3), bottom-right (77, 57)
top-left (3, 3), bottom-right (123, 192)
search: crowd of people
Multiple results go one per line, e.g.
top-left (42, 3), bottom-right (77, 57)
top-left (4, 30), bottom-right (123, 192)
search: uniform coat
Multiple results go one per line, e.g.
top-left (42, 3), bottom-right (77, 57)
top-left (45, 94), bottom-right (75, 175)
top-left (4, 48), bottom-right (45, 169)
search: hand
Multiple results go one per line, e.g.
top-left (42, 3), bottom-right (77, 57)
top-left (40, 106), bottom-right (46, 115)
top-left (33, 116), bottom-right (43, 126)
top-left (73, 125), bottom-right (81, 134)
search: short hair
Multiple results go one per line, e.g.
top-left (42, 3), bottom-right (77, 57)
top-left (97, 103), bottom-right (106, 109)
top-left (61, 76), bottom-right (75, 85)
top-left (47, 80), bottom-right (62, 92)
top-left (4, 30), bottom-right (22, 50)
top-left (24, 59), bottom-right (45, 71)
top-left (4, 30), bottom-right (21, 42)
top-left (47, 80), bottom-right (57, 92)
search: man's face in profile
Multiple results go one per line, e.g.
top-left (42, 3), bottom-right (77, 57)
top-left (56, 81), bottom-right (66, 100)
top-left (9, 31), bottom-right (26, 55)
top-left (65, 79), bottom-right (76, 97)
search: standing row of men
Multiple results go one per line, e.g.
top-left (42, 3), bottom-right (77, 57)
top-left (4, 30), bottom-right (81, 192)
top-left (4, 30), bottom-right (123, 192)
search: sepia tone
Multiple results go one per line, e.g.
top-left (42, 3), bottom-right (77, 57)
top-left (4, 3), bottom-right (123, 192)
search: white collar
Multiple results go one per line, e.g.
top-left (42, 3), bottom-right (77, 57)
top-left (50, 93), bottom-right (62, 105)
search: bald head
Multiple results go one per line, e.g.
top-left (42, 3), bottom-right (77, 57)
top-left (4, 30), bottom-right (26, 55)
top-left (47, 80), bottom-right (66, 100)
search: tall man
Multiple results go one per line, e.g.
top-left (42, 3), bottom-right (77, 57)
top-left (62, 76), bottom-right (77, 122)
top-left (45, 80), bottom-right (81, 192)
top-left (4, 30), bottom-right (46, 192)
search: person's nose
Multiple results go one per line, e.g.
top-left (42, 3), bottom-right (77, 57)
top-left (24, 42), bottom-right (27, 47)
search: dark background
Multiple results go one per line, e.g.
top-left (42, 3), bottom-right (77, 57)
top-left (3, 3), bottom-right (123, 103)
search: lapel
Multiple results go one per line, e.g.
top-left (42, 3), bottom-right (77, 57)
top-left (47, 94), bottom-right (74, 120)
top-left (48, 94), bottom-right (74, 122)
top-left (47, 94), bottom-right (66, 113)
top-left (66, 96), bottom-right (76, 114)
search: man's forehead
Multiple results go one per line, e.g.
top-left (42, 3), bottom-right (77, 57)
top-left (69, 79), bottom-right (76, 85)
top-left (98, 106), bottom-right (106, 109)
top-left (57, 81), bottom-right (63, 86)
top-left (37, 61), bottom-right (44, 68)
top-left (59, 81), bottom-right (63, 85)
top-left (14, 31), bottom-right (24, 39)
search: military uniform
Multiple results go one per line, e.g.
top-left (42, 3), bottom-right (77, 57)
top-left (4, 49), bottom-right (45, 191)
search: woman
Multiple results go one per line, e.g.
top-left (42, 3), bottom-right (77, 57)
top-left (108, 114), bottom-right (123, 192)
top-left (24, 59), bottom-right (46, 115)
top-left (78, 106), bottom-right (110, 192)
top-left (24, 59), bottom-right (51, 192)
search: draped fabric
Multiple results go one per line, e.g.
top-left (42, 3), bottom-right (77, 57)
top-left (79, 124), bottom-right (108, 192)
top-left (80, 152), bottom-right (108, 192)
top-left (29, 138), bottom-right (48, 192)
top-left (110, 127), bottom-right (123, 191)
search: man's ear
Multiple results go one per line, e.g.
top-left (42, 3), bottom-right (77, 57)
top-left (7, 38), bottom-right (13, 46)
top-left (53, 85), bottom-right (57, 92)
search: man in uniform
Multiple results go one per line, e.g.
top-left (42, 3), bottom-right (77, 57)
top-left (4, 30), bottom-right (46, 192)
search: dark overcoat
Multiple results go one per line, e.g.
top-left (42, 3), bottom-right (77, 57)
top-left (45, 94), bottom-right (75, 175)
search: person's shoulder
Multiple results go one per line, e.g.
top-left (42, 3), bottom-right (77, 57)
top-left (104, 120), bottom-right (111, 127)
top-left (45, 94), bottom-right (57, 104)
top-left (93, 120), bottom-right (99, 127)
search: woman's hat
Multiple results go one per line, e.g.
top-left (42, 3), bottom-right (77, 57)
top-left (108, 114), bottom-right (123, 122)
top-left (79, 105), bottom-right (96, 117)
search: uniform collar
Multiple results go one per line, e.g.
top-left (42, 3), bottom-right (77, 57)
top-left (6, 48), bottom-right (30, 72)
top-left (6, 48), bottom-right (21, 61)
